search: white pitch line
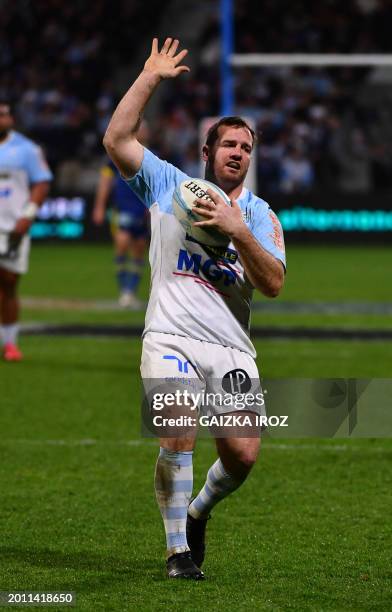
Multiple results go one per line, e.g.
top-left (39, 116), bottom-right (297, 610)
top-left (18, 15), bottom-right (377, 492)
top-left (0, 439), bottom-right (390, 451)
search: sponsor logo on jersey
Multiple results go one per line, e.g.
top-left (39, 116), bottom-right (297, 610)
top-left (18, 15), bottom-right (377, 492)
top-left (0, 188), bottom-right (12, 198)
top-left (268, 210), bottom-right (285, 252)
top-left (185, 234), bottom-right (238, 264)
top-left (175, 248), bottom-right (237, 287)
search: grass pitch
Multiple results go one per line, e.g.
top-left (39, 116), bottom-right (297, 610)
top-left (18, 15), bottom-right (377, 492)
top-left (0, 243), bottom-right (391, 610)
top-left (1, 336), bottom-right (391, 610)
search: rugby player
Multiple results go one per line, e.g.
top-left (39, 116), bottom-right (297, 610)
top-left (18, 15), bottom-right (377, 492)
top-left (104, 39), bottom-right (285, 580)
top-left (0, 100), bottom-right (52, 361)
top-left (92, 157), bottom-right (149, 309)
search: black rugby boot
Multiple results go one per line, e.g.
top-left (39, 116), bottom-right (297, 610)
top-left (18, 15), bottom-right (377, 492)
top-left (166, 551), bottom-right (205, 580)
top-left (186, 511), bottom-right (211, 568)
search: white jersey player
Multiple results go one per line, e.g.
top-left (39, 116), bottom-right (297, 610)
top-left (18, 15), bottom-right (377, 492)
top-left (0, 100), bottom-right (52, 361)
top-left (104, 39), bottom-right (285, 580)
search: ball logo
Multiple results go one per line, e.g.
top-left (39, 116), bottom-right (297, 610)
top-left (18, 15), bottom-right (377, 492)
top-left (184, 180), bottom-right (214, 202)
top-left (222, 369), bottom-right (251, 394)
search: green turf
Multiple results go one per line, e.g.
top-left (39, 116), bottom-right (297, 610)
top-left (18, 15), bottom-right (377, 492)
top-left (2, 244), bottom-right (391, 609)
top-left (20, 243), bottom-right (392, 336)
top-left (21, 244), bottom-right (149, 301)
top-left (1, 337), bottom-right (391, 611)
top-left (21, 243), bottom-right (392, 303)
top-left (20, 307), bottom-right (392, 332)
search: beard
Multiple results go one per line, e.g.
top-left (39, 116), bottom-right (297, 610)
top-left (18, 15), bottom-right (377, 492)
top-left (204, 154), bottom-right (217, 184)
top-left (204, 152), bottom-right (246, 188)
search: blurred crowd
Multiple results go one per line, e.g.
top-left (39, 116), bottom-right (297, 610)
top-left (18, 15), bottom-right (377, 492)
top-left (235, 0), bottom-right (392, 54)
top-left (156, 62), bottom-right (392, 194)
top-left (0, 0), bottom-right (163, 168)
top-left (1, 0), bottom-right (392, 194)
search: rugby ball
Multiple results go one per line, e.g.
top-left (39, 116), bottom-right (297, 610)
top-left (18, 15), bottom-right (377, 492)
top-left (172, 178), bottom-right (231, 246)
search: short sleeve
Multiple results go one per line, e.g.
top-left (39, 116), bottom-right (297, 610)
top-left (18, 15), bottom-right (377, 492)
top-left (125, 147), bottom-right (186, 209)
top-left (25, 144), bottom-right (53, 183)
top-left (252, 204), bottom-right (286, 269)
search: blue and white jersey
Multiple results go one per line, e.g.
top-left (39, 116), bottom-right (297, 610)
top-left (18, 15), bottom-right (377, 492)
top-left (127, 148), bottom-right (286, 357)
top-left (0, 131), bottom-right (53, 232)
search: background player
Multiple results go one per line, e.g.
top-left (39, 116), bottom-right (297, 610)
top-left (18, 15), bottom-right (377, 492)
top-left (92, 121), bottom-right (150, 309)
top-left (103, 39), bottom-right (285, 580)
top-left (0, 99), bottom-right (52, 361)
top-left (92, 151), bottom-right (150, 309)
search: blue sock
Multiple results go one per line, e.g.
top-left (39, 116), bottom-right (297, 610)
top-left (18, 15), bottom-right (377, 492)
top-left (125, 258), bottom-right (144, 293)
top-left (155, 448), bottom-right (193, 557)
top-left (115, 255), bottom-right (129, 293)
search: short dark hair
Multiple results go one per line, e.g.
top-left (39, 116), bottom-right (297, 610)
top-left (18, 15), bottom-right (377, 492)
top-left (205, 116), bottom-right (256, 149)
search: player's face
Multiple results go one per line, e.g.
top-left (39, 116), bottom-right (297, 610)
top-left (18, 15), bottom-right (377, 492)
top-left (0, 105), bottom-right (13, 139)
top-left (205, 125), bottom-right (253, 189)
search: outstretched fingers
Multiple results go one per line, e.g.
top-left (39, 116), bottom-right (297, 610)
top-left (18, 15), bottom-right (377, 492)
top-left (167, 39), bottom-right (179, 57)
top-left (149, 37), bottom-right (190, 76)
top-left (160, 37), bottom-right (173, 54)
top-left (174, 48), bottom-right (189, 66)
top-left (174, 65), bottom-right (190, 76)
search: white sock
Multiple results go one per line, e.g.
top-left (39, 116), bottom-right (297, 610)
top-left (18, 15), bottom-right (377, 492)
top-left (1, 324), bottom-right (19, 346)
top-left (155, 448), bottom-right (193, 557)
top-left (188, 458), bottom-right (243, 519)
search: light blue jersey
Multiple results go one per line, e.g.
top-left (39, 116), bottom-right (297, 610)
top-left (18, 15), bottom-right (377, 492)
top-left (0, 131), bottom-right (53, 232)
top-left (127, 148), bottom-right (285, 357)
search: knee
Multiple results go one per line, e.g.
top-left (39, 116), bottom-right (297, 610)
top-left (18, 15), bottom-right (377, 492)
top-left (234, 449), bottom-right (258, 473)
top-left (224, 446), bottom-right (260, 481)
top-left (159, 438), bottom-right (195, 453)
top-left (217, 435), bottom-right (261, 480)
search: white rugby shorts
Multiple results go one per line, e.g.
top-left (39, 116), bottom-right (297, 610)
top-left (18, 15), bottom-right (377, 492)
top-left (0, 235), bottom-right (31, 275)
top-left (141, 331), bottom-right (265, 416)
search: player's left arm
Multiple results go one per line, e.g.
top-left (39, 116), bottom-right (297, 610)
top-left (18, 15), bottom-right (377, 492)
top-left (230, 222), bottom-right (284, 297)
top-left (13, 143), bottom-right (52, 237)
top-left (193, 191), bottom-right (285, 297)
top-left (13, 181), bottom-right (50, 236)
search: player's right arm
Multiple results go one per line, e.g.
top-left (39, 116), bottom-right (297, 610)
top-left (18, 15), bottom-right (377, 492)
top-left (103, 38), bottom-right (189, 178)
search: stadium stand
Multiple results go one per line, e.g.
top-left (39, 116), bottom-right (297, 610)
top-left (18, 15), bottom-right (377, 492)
top-left (0, 0), bottom-right (165, 168)
top-left (1, 0), bottom-right (391, 194)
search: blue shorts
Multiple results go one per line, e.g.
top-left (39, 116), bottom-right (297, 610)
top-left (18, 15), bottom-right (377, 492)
top-left (112, 209), bottom-right (150, 239)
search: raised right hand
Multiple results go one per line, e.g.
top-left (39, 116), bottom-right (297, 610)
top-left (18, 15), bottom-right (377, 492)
top-left (143, 38), bottom-right (190, 80)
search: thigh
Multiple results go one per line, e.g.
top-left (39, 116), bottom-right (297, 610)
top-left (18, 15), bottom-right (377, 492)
top-left (141, 333), bottom-right (203, 444)
top-left (141, 332), bottom-right (201, 379)
top-left (203, 344), bottom-right (265, 417)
